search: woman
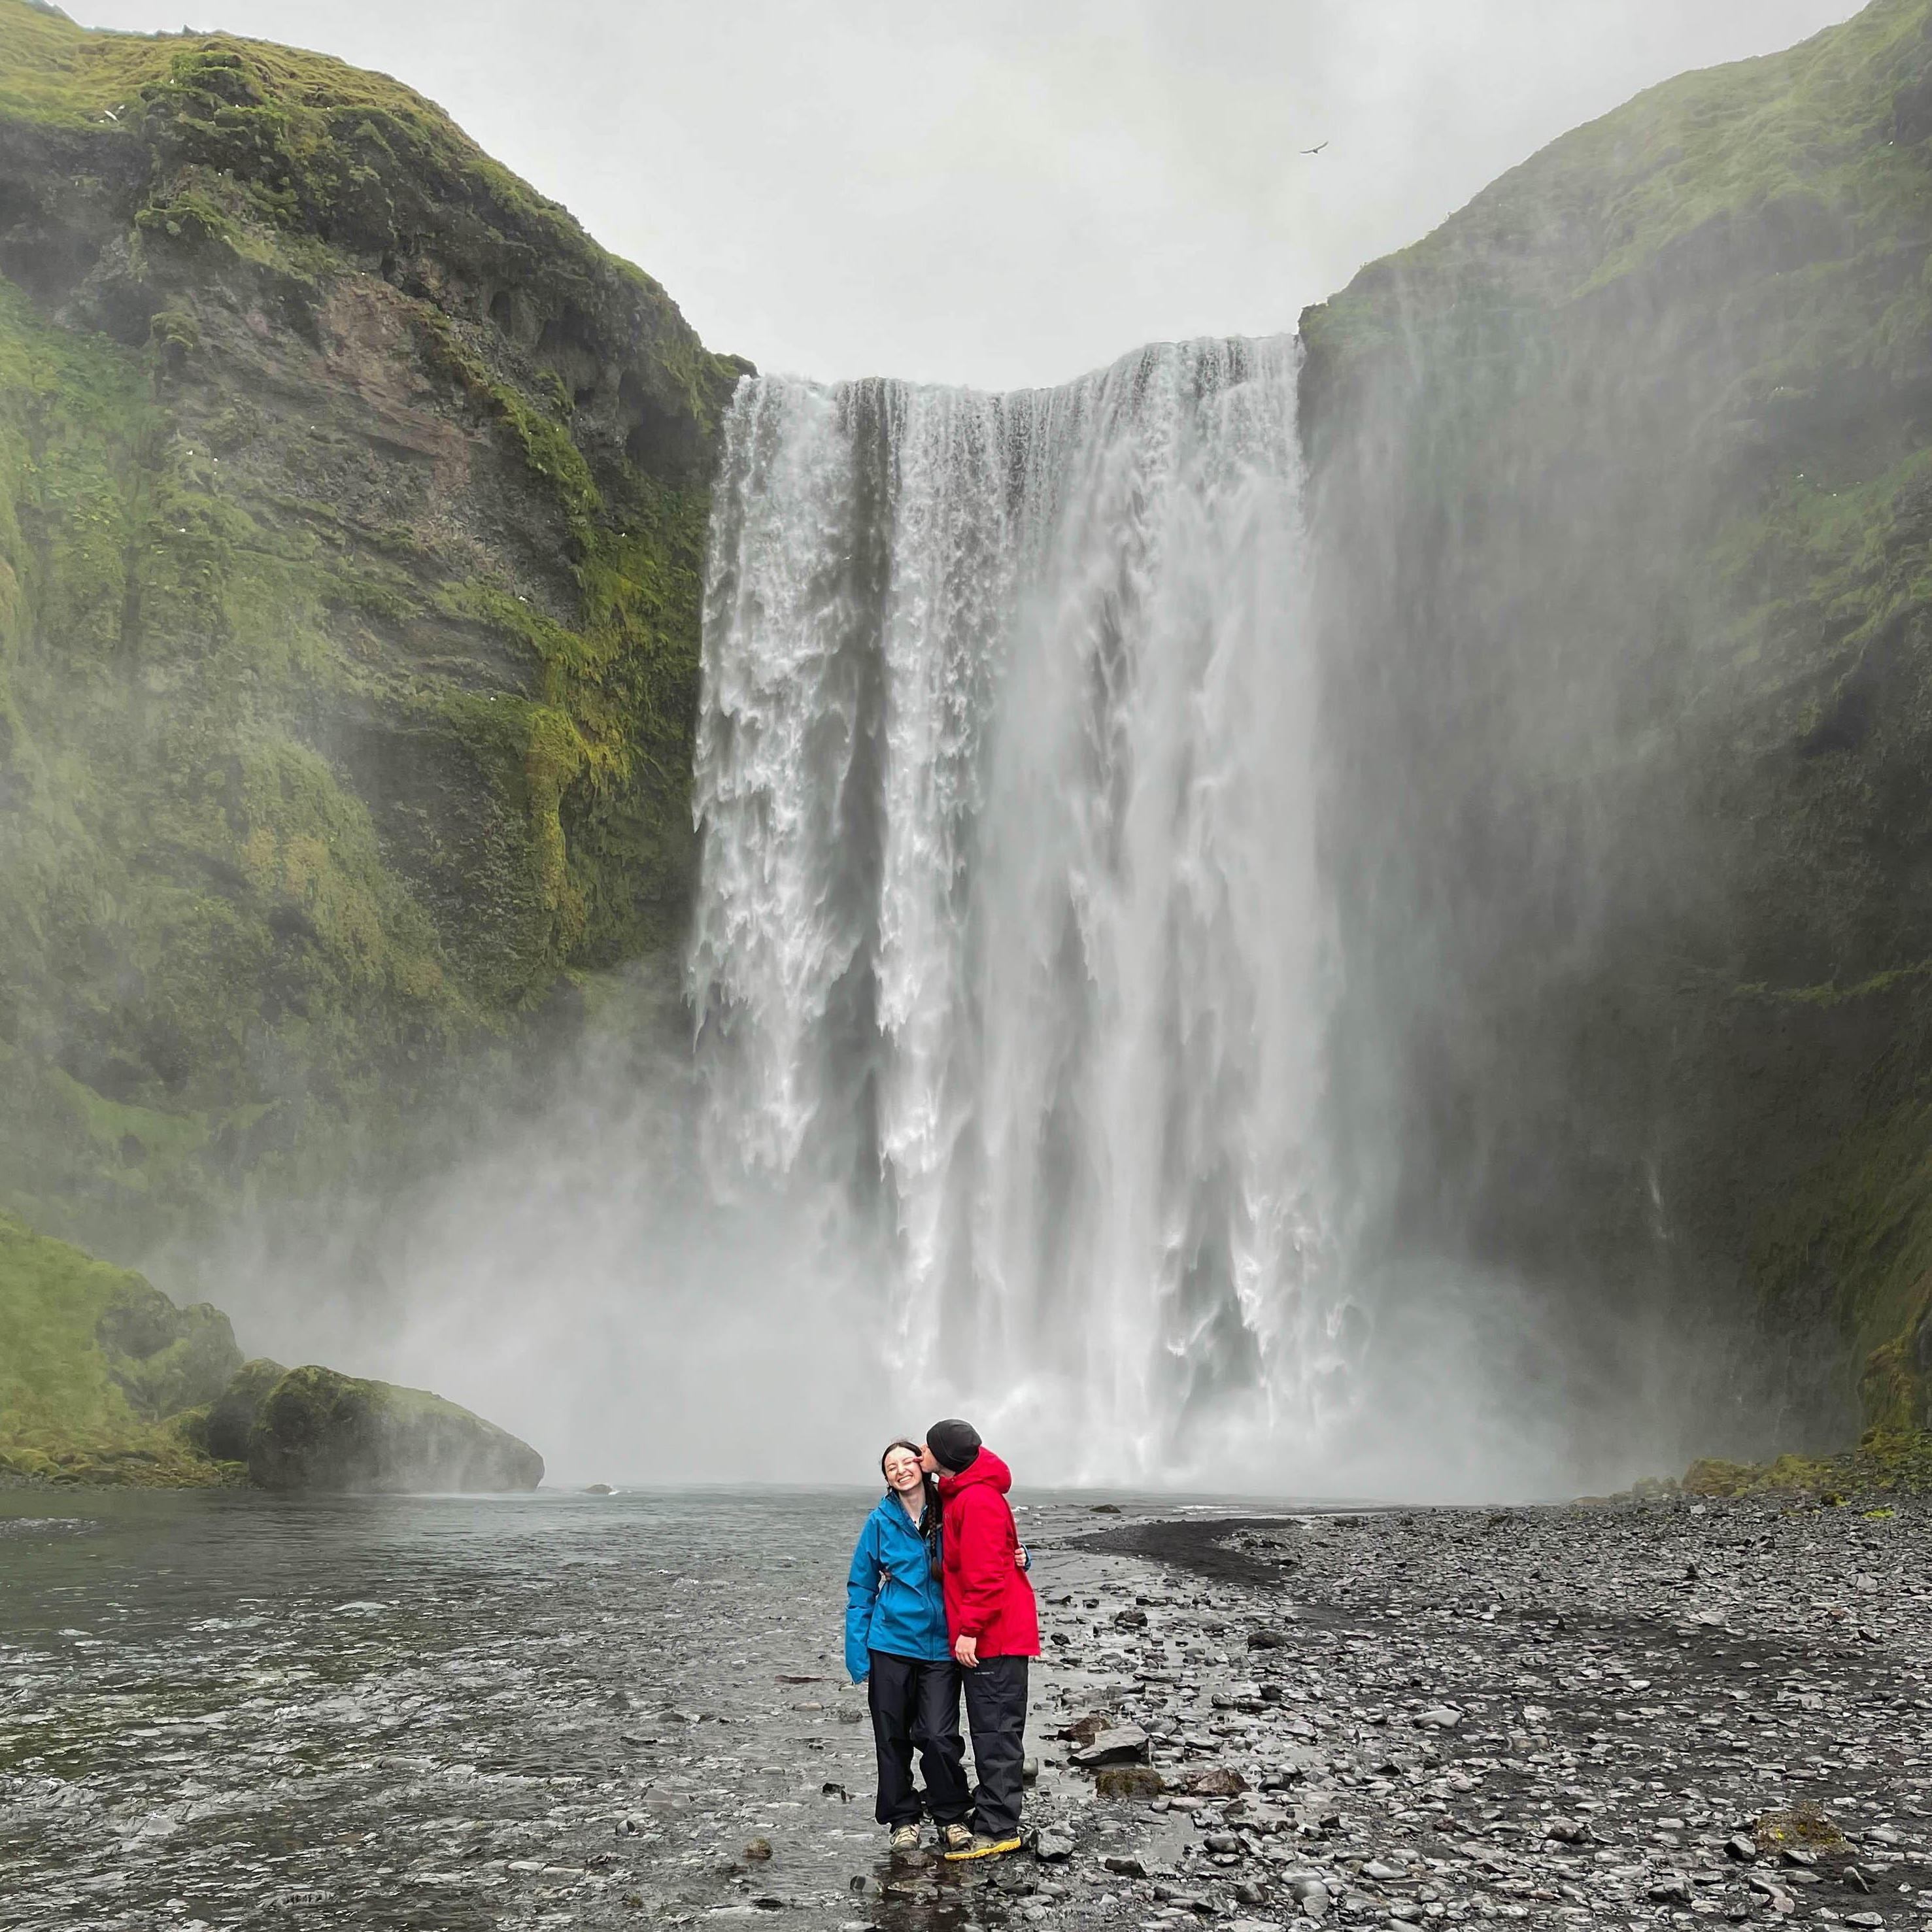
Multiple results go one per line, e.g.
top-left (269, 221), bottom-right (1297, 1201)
top-left (844, 1440), bottom-right (974, 1853)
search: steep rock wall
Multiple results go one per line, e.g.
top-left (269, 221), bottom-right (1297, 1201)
top-left (0, 2), bottom-right (743, 1255)
top-left (1302, 0), bottom-right (1932, 1451)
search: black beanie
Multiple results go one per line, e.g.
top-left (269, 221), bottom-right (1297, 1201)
top-left (924, 1418), bottom-right (981, 1474)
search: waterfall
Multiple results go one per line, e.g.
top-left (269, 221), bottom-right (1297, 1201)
top-left (688, 338), bottom-right (1338, 1479)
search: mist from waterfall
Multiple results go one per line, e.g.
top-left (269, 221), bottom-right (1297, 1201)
top-left (164, 336), bottom-right (1681, 1499)
top-left (169, 337), bottom-right (1674, 1499)
top-left (688, 340), bottom-right (1345, 1482)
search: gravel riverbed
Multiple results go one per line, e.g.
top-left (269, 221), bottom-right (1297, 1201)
top-left (1, 1486), bottom-right (1927, 1930)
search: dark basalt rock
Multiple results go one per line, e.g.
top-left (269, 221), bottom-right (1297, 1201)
top-left (199, 1357), bottom-right (288, 1463)
top-left (247, 1364), bottom-right (543, 1493)
top-left (1073, 1723), bottom-right (1151, 1767)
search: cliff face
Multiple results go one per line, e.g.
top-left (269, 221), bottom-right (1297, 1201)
top-left (0, 1), bottom-right (742, 1255)
top-left (1302, 0), bottom-right (1932, 1451)
top-left (0, 1207), bottom-right (241, 1482)
top-left (13, 0), bottom-right (1932, 1474)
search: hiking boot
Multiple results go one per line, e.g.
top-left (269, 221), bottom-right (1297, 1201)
top-left (942, 1831), bottom-right (1022, 1862)
top-left (939, 1822), bottom-right (974, 1854)
top-left (889, 1823), bottom-right (921, 1853)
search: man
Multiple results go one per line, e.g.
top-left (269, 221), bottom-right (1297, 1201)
top-left (922, 1417), bottom-right (1039, 1860)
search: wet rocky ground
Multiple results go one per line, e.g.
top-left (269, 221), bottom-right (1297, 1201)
top-left (1, 1486), bottom-right (1929, 1930)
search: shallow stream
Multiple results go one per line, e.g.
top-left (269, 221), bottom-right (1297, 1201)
top-left (0, 1485), bottom-right (1176, 1931)
top-left (9, 1487), bottom-right (1931, 1931)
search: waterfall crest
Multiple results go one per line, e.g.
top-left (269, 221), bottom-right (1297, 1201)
top-left (688, 338), bottom-right (1336, 1476)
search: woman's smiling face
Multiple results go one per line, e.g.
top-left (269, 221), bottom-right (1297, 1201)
top-left (882, 1446), bottom-right (924, 1494)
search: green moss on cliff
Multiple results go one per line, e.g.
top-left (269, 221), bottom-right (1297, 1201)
top-left (0, 274), bottom-right (467, 1246)
top-left (1750, 1104), bottom-right (1932, 1410)
top-left (0, 0), bottom-right (743, 1253)
top-left (0, 1209), bottom-right (239, 1483)
top-left (1300, 0), bottom-right (1932, 1453)
top-left (1685, 1426), bottom-right (1932, 1496)
top-left (0, 9), bottom-right (732, 420)
top-left (1304, 0), bottom-right (1932, 382)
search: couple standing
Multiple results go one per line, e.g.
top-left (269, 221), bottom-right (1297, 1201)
top-left (843, 1418), bottom-right (1038, 1861)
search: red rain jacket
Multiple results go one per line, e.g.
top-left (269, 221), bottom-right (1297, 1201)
top-left (938, 1447), bottom-right (1040, 1659)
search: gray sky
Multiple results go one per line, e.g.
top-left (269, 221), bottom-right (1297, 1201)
top-left (76, 1), bottom-right (1861, 390)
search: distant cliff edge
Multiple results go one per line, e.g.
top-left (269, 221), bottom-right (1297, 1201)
top-left (0, 0), bottom-right (744, 1257)
top-left (1301, 0), bottom-right (1932, 1462)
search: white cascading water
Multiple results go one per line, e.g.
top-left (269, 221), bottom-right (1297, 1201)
top-left (688, 338), bottom-right (1342, 1481)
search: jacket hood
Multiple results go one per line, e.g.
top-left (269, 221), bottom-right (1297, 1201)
top-left (940, 1446), bottom-right (1012, 1497)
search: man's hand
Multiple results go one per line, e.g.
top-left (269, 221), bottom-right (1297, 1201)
top-left (954, 1635), bottom-right (979, 1668)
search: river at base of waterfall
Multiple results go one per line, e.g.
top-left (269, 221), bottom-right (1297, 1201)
top-left (3, 1487), bottom-right (1930, 1931)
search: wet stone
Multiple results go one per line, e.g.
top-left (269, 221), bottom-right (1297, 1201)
top-left (1091, 1765), bottom-right (1162, 1799)
top-left (1073, 1723), bottom-right (1150, 1766)
top-left (7, 1487), bottom-right (1932, 1931)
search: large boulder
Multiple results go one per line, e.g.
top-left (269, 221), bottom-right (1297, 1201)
top-left (199, 1357), bottom-right (288, 1463)
top-left (247, 1365), bottom-right (543, 1493)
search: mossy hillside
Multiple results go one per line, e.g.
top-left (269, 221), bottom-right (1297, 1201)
top-left (0, 1208), bottom-right (241, 1483)
top-left (1684, 1426), bottom-right (1932, 1497)
top-left (0, 1), bottom-right (743, 1254)
top-left (1302, 0), bottom-right (1932, 392)
top-left (0, 3), bottom-right (733, 444)
top-left (1300, 0), bottom-right (1932, 1448)
top-left (0, 1206), bottom-right (541, 1489)
top-left (0, 277), bottom-right (464, 1238)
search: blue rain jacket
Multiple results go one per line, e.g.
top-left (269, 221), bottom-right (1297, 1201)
top-left (844, 1491), bottom-right (950, 1682)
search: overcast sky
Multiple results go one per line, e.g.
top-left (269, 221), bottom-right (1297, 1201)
top-left (75, 1), bottom-right (1861, 391)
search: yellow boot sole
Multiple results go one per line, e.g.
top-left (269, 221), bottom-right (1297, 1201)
top-left (943, 1834), bottom-right (1023, 1861)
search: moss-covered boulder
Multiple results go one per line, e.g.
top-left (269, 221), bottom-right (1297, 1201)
top-left (196, 1353), bottom-right (286, 1462)
top-left (0, 1208), bottom-right (239, 1483)
top-left (247, 1363), bottom-right (543, 1493)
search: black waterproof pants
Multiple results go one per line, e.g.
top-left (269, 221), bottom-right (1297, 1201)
top-left (866, 1650), bottom-right (970, 1828)
top-left (961, 1653), bottom-right (1029, 1839)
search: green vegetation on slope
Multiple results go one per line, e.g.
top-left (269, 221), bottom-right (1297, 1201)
top-left (0, 1207), bottom-right (543, 1489)
top-left (1683, 1427), bottom-right (1932, 1497)
top-left (1300, 0), bottom-right (1932, 1453)
top-left (0, 1209), bottom-right (240, 1483)
top-left (0, 0), bottom-right (743, 1257)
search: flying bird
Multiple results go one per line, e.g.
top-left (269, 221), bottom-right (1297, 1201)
top-left (1301, 141), bottom-right (1329, 155)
